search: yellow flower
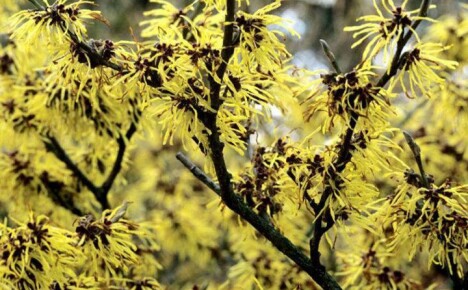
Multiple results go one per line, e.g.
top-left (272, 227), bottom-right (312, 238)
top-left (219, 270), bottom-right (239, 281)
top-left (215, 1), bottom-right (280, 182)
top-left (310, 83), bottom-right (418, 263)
top-left (303, 63), bottom-right (392, 131)
top-left (235, 0), bottom-right (297, 69)
top-left (424, 6), bottom-right (468, 64)
top-left (10, 0), bottom-right (105, 45)
top-left (344, 0), bottom-right (433, 61)
top-left (0, 213), bottom-right (80, 289)
top-left (389, 42), bottom-right (458, 98)
top-left (75, 206), bottom-right (154, 276)
top-left (382, 171), bottom-right (468, 279)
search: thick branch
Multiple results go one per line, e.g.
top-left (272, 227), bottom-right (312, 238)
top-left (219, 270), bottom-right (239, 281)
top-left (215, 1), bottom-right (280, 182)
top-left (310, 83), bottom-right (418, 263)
top-left (40, 175), bottom-right (84, 216)
top-left (176, 152), bottom-right (341, 289)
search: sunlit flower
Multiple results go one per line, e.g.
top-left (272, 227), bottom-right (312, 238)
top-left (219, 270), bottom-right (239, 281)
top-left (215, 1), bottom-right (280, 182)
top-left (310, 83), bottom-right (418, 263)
top-left (389, 42), bottom-right (458, 98)
top-left (303, 63), bottom-right (393, 131)
top-left (382, 171), bottom-right (468, 279)
top-left (75, 205), bottom-right (156, 276)
top-left (336, 239), bottom-right (425, 289)
top-left (344, 0), bottom-right (433, 61)
top-left (0, 213), bottom-right (80, 289)
top-left (235, 0), bottom-right (298, 69)
top-left (9, 0), bottom-right (106, 45)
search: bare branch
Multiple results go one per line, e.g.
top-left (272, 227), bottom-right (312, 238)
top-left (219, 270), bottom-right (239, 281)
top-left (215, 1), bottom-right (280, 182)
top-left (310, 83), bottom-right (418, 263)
top-left (176, 152), bottom-right (221, 195)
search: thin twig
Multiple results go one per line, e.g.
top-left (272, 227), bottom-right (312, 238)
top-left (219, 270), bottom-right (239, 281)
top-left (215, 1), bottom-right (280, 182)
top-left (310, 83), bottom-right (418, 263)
top-left (309, 112), bottom-right (358, 264)
top-left (403, 131), bottom-right (429, 188)
top-left (320, 39), bottom-right (342, 74)
top-left (176, 152), bottom-right (221, 194)
top-left (377, 0), bottom-right (431, 87)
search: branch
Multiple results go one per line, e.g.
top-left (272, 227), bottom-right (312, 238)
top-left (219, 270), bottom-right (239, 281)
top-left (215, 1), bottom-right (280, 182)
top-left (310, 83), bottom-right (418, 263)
top-left (67, 31), bottom-right (123, 72)
top-left (44, 118), bottom-right (139, 211)
top-left (309, 111), bottom-right (358, 264)
top-left (100, 121), bottom-right (138, 198)
top-left (320, 39), bottom-right (342, 74)
top-left (181, 2), bottom-right (341, 287)
top-left (208, 0), bottom-right (236, 111)
top-left (310, 0), bottom-right (432, 264)
top-left (40, 173), bottom-right (84, 216)
top-left (176, 152), bottom-right (220, 194)
top-left (43, 136), bottom-right (100, 195)
top-left (176, 153), bottom-right (342, 289)
top-left (377, 0), bottom-right (431, 88)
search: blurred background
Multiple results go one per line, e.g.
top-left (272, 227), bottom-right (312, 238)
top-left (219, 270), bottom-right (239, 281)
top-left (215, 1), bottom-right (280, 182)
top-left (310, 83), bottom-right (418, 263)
top-left (88, 0), bottom-right (463, 72)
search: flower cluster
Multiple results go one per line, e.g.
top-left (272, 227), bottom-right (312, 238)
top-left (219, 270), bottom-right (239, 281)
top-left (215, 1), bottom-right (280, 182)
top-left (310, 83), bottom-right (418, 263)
top-left (10, 0), bottom-right (105, 44)
top-left (0, 214), bottom-right (78, 289)
top-left (344, 0), bottom-right (432, 61)
top-left (303, 63), bottom-right (392, 131)
top-left (0, 205), bottom-right (160, 289)
top-left (381, 171), bottom-right (468, 278)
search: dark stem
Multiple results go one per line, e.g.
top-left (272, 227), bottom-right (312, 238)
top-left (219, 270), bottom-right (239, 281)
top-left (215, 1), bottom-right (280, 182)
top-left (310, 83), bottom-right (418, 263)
top-left (176, 152), bottom-right (342, 289)
top-left (208, 0), bottom-right (236, 111)
top-left (377, 0), bottom-right (431, 87)
top-left (309, 0), bottom-right (432, 267)
top-left (100, 121), bottom-right (138, 198)
top-left (43, 136), bottom-right (100, 195)
top-left (309, 111), bottom-right (358, 263)
top-left (40, 177), bottom-right (84, 216)
top-left (186, 1), bottom-right (342, 288)
top-left (176, 152), bottom-right (221, 194)
top-left (44, 117), bottom-right (139, 211)
top-left (67, 31), bottom-right (123, 72)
